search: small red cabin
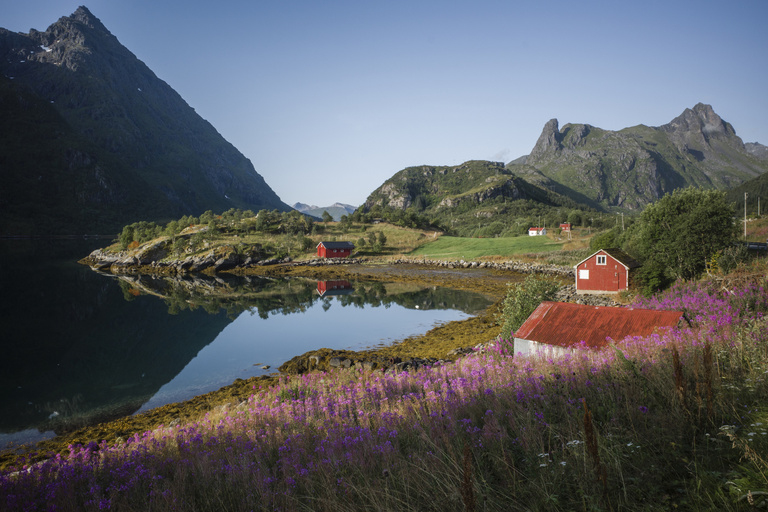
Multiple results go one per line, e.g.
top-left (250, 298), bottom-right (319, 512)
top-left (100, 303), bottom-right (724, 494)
top-left (559, 223), bottom-right (571, 232)
top-left (574, 248), bottom-right (640, 294)
top-left (316, 241), bottom-right (355, 258)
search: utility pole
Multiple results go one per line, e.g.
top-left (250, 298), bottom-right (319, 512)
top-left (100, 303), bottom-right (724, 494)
top-left (745, 192), bottom-right (748, 238)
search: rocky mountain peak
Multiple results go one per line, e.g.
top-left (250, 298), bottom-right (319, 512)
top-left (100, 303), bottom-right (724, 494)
top-left (661, 102), bottom-right (736, 139)
top-left (528, 118), bottom-right (561, 159)
top-left (0, 6), bottom-right (289, 234)
top-left (70, 6), bottom-right (99, 26)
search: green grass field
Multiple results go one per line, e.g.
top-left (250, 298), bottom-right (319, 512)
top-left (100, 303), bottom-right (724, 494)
top-left (408, 235), bottom-right (562, 260)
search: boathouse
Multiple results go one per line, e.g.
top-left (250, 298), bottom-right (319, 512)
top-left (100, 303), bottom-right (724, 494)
top-left (316, 241), bottom-right (355, 258)
top-left (513, 301), bottom-right (684, 357)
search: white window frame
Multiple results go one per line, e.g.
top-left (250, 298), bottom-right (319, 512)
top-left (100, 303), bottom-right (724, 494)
top-left (596, 255), bottom-right (607, 265)
top-left (579, 269), bottom-right (589, 279)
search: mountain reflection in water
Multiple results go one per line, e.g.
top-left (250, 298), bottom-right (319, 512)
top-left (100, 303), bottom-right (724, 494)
top-left (0, 240), bottom-right (491, 448)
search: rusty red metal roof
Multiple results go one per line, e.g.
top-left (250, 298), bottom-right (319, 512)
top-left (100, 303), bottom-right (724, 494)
top-left (514, 301), bottom-right (683, 349)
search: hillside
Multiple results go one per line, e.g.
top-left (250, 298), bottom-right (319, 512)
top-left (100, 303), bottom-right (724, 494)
top-left (726, 171), bottom-right (768, 216)
top-left (0, 7), bottom-right (289, 235)
top-left (359, 160), bottom-right (594, 237)
top-left (514, 103), bottom-right (768, 211)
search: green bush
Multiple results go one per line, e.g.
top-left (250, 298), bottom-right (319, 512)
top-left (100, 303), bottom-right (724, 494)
top-left (497, 274), bottom-right (560, 339)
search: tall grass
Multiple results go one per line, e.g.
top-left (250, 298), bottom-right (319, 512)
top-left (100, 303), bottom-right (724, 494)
top-left (2, 279), bottom-right (767, 511)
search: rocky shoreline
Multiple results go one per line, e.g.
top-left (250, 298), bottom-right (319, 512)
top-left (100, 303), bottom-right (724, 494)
top-left (389, 257), bottom-right (575, 276)
top-left (80, 244), bottom-right (370, 275)
top-left (82, 245), bottom-right (575, 278)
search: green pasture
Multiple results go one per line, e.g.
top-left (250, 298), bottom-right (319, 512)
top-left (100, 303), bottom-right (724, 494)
top-left (408, 235), bottom-right (561, 260)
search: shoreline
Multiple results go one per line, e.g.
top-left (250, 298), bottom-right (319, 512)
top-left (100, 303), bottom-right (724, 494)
top-left (1, 260), bottom-right (607, 471)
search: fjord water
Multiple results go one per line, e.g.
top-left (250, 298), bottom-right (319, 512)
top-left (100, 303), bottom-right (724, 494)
top-left (0, 240), bottom-right (491, 448)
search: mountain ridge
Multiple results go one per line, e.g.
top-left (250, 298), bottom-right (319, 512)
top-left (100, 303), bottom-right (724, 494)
top-left (359, 104), bottom-right (767, 236)
top-left (513, 103), bottom-right (768, 211)
top-left (0, 6), bottom-right (289, 235)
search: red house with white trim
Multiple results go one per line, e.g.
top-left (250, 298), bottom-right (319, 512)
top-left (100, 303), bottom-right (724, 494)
top-left (316, 241), bottom-right (355, 258)
top-left (574, 248), bottom-right (640, 294)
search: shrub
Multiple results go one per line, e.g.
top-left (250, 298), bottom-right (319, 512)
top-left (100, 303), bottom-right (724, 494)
top-left (496, 274), bottom-right (560, 338)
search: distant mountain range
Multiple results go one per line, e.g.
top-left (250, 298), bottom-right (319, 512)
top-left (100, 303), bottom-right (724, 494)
top-left (0, 7), bottom-right (289, 235)
top-left (292, 202), bottom-right (357, 221)
top-left (360, 104), bottom-right (768, 235)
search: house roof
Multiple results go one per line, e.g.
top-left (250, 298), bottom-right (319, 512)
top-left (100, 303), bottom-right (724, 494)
top-left (529, 227), bottom-right (545, 231)
top-left (575, 248), bottom-right (641, 269)
top-left (514, 301), bottom-right (683, 349)
top-left (317, 241), bottom-right (355, 249)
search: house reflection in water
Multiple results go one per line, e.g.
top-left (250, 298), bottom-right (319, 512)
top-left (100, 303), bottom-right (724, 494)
top-left (316, 280), bottom-right (354, 297)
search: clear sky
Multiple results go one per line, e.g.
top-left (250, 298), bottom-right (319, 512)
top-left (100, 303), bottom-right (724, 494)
top-left (3, 1), bottom-right (767, 208)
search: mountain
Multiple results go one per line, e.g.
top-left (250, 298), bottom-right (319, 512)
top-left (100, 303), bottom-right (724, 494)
top-left (745, 142), bottom-right (768, 161)
top-left (511, 104), bottom-right (768, 211)
top-left (360, 160), bottom-right (593, 237)
top-left (0, 6), bottom-right (289, 235)
top-left (292, 202), bottom-right (357, 221)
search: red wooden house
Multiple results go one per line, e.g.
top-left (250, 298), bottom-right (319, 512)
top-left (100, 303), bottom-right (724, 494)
top-left (559, 223), bottom-right (572, 232)
top-left (574, 248), bottom-right (640, 294)
top-left (316, 241), bottom-right (355, 258)
top-left (513, 301), bottom-right (683, 357)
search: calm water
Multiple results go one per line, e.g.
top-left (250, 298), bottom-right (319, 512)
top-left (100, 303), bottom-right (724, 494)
top-left (0, 240), bottom-right (491, 448)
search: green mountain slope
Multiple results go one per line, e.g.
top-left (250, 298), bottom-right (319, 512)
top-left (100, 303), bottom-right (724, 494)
top-left (514, 104), bottom-right (768, 211)
top-left (360, 160), bottom-right (594, 236)
top-left (726, 173), bottom-right (768, 216)
top-left (0, 7), bottom-right (289, 235)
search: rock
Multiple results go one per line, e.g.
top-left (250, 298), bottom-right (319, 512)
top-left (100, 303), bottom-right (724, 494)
top-left (134, 239), bottom-right (170, 265)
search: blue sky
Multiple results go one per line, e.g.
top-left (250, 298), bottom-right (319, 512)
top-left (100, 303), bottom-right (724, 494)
top-left (3, 1), bottom-right (767, 208)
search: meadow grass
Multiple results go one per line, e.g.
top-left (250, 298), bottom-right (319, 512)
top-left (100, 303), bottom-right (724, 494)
top-left (2, 275), bottom-right (767, 511)
top-left (408, 235), bottom-right (562, 260)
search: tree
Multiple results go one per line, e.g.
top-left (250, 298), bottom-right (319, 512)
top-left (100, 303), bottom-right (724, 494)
top-left (496, 275), bottom-right (560, 339)
top-left (589, 227), bottom-right (621, 251)
top-left (632, 188), bottom-right (736, 292)
top-left (118, 225), bottom-right (135, 250)
top-left (321, 210), bottom-right (333, 224)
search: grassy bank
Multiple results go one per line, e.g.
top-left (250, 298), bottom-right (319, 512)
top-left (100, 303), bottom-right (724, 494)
top-left (408, 235), bottom-right (561, 260)
top-left (3, 271), bottom-right (767, 510)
